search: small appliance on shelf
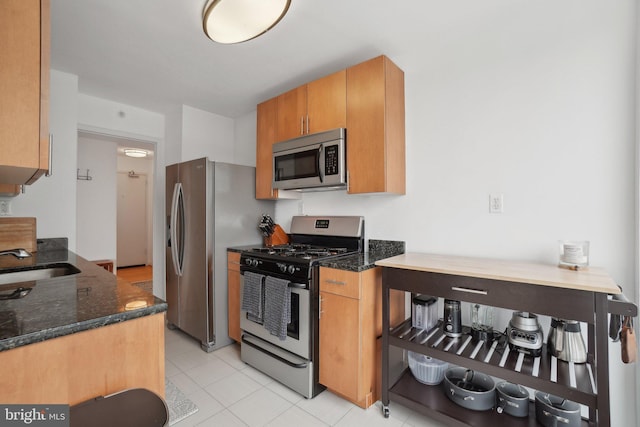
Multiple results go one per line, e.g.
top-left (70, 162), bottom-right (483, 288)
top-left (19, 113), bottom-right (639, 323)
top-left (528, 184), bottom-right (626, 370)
top-left (507, 311), bottom-right (544, 357)
top-left (411, 294), bottom-right (437, 331)
top-left (443, 299), bottom-right (462, 337)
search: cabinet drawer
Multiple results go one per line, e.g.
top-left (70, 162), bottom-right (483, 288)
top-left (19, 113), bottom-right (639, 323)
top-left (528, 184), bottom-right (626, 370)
top-left (383, 268), bottom-right (594, 322)
top-left (320, 267), bottom-right (361, 299)
top-left (227, 251), bottom-right (241, 272)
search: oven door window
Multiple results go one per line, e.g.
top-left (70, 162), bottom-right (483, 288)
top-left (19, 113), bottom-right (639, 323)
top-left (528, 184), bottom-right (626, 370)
top-left (288, 292), bottom-right (299, 340)
top-left (245, 291), bottom-right (300, 340)
top-left (274, 149), bottom-right (319, 182)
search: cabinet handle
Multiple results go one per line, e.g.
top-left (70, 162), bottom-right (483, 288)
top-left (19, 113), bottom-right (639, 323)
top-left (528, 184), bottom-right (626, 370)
top-left (451, 286), bottom-right (488, 295)
top-left (325, 279), bottom-right (346, 286)
top-left (306, 115), bottom-right (309, 134)
top-left (319, 295), bottom-right (323, 319)
top-left (46, 134), bottom-right (53, 177)
top-left (300, 116), bottom-right (304, 135)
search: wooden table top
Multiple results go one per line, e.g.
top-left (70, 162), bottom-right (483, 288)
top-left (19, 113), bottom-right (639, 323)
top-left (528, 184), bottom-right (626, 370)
top-left (376, 252), bottom-right (620, 294)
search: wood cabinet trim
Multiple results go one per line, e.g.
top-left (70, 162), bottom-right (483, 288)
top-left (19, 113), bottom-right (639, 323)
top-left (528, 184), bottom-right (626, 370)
top-left (227, 251), bottom-right (242, 342)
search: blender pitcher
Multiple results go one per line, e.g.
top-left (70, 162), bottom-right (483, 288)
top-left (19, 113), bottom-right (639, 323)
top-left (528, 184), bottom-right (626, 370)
top-left (471, 304), bottom-right (494, 343)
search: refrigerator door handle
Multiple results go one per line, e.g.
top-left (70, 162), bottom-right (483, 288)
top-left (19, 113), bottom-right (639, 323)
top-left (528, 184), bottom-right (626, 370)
top-left (170, 182), bottom-right (184, 276)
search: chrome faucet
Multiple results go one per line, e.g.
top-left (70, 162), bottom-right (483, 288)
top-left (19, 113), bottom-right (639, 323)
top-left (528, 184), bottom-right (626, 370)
top-left (0, 248), bottom-right (32, 259)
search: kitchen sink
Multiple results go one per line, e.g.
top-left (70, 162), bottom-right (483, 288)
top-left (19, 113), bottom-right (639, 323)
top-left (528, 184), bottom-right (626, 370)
top-left (0, 263), bottom-right (81, 285)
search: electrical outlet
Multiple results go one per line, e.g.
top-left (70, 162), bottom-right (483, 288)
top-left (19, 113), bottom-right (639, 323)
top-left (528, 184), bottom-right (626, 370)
top-left (0, 200), bottom-right (11, 216)
top-left (489, 194), bottom-right (503, 214)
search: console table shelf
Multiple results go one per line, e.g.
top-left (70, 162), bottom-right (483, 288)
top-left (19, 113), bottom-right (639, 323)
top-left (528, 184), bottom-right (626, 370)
top-left (377, 253), bottom-right (636, 427)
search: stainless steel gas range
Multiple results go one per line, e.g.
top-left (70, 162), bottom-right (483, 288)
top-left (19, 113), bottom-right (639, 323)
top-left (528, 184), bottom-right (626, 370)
top-left (239, 215), bottom-right (364, 398)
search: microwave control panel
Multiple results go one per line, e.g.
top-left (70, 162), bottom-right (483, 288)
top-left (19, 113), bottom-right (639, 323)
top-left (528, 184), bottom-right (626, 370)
top-left (325, 145), bottom-right (339, 175)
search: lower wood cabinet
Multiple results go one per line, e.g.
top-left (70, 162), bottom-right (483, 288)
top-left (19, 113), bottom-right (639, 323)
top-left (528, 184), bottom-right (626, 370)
top-left (227, 251), bottom-right (242, 342)
top-left (319, 266), bottom-right (404, 408)
top-left (0, 313), bottom-right (165, 405)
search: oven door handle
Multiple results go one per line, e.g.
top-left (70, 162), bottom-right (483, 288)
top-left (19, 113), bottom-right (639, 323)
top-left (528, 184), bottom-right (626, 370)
top-left (288, 282), bottom-right (306, 289)
top-left (242, 335), bottom-right (308, 369)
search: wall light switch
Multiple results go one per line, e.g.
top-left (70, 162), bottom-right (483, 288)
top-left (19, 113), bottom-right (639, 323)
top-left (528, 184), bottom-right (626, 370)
top-left (489, 194), bottom-right (503, 214)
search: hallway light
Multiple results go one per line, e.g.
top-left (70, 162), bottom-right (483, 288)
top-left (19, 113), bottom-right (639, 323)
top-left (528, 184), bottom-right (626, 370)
top-left (203, 0), bottom-right (291, 44)
top-left (124, 149), bottom-right (147, 158)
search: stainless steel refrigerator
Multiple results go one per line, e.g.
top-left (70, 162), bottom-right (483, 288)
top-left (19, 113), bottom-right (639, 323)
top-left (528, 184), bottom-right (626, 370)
top-left (166, 158), bottom-right (274, 352)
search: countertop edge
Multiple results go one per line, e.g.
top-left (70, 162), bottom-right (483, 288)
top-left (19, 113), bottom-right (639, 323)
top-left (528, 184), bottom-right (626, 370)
top-left (0, 303), bottom-right (167, 352)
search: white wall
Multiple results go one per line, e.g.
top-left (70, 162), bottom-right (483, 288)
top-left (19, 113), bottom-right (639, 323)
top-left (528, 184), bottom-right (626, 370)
top-left (78, 94), bottom-right (164, 140)
top-left (76, 135), bottom-right (117, 260)
top-left (234, 111), bottom-right (258, 167)
top-left (273, 3), bottom-right (637, 426)
top-left (182, 105), bottom-right (235, 163)
top-left (9, 70), bottom-right (79, 249)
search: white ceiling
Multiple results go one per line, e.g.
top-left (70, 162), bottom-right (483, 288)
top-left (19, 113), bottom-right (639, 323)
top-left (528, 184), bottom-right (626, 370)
top-left (51, 0), bottom-right (517, 118)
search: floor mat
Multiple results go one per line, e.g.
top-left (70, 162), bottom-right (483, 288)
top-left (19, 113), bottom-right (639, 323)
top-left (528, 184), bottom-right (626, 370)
top-left (165, 378), bottom-right (199, 425)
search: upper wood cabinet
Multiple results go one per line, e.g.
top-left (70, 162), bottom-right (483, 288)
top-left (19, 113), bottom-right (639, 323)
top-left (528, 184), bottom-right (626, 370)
top-left (255, 55), bottom-right (405, 198)
top-left (256, 97), bottom-right (279, 199)
top-left (346, 55), bottom-right (405, 195)
top-left (0, 0), bottom-right (50, 186)
top-left (0, 184), bottom-right (21, 197)
top-left (276, 70), bottom-right (346, 142)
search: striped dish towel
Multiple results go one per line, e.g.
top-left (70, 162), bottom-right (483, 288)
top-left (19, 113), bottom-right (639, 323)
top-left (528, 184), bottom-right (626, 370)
top-left (263, 276), bottom-right (291, 340)
top-left (242, 271), bottom-right (265, 323)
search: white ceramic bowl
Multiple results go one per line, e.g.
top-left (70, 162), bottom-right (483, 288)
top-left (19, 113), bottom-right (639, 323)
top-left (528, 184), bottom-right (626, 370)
top-left (408, 351), bottom-right (448, 385)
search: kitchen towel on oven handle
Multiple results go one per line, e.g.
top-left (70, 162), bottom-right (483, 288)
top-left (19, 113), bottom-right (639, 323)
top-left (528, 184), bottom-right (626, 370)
top-left (264, 276), bottom-right (291, 340)
top-left (242, 271), bottom-right (265, 323)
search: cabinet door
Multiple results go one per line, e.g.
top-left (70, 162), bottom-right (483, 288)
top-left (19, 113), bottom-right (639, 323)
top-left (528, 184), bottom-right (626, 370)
top-left (346, 55), bottom-right (405, 194)
top-left (319, 291), bottom-right (360, 401)
top-left (306, 70), bottom-right (346, 134)
top-left (227, 252), bottom-right (242, 342)
top-left (276, 85), bottom-right (307, 141)
top-left (320, 267), bottom-right (361, 299)
top-left (256, 97), bottom-right (279, 199)
top-left (0, 0), bottom-right (50, 185)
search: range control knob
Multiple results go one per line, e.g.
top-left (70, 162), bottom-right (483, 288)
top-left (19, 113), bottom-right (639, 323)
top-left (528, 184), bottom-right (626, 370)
top-left (245, 258), bottom-right (259, 268)
top-left (277, 263), bottom-right (287, 273)
top-left (287, 265), bottom-right (296, 274)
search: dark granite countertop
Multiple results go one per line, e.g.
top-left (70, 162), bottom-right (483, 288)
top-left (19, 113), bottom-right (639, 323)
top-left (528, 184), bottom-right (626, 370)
top-left (230, 239), bottom-right (406, 272)
top-left (0, 240), bottom-right (167, 352)
top-left (227, 244), bottom-right (263, 253)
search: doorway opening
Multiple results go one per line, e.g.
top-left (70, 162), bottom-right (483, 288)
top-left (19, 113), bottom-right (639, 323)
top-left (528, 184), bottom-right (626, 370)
top-left (76, 130), bottom-right (156, 289)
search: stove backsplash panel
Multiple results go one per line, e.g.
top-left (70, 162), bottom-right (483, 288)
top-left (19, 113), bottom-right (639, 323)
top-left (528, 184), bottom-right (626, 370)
top-left (368, 239), bottom-right (405, 257)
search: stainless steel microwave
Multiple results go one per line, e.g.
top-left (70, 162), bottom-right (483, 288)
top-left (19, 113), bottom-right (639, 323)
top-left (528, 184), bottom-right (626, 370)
top-left (272, 128), bottom-right (346, 191)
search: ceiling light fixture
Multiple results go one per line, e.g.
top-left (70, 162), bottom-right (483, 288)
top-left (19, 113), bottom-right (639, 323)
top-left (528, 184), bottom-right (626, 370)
top-left (124, 149), bottom-right (147, 158)
top-left (202, 0), bottom-right (291, 44)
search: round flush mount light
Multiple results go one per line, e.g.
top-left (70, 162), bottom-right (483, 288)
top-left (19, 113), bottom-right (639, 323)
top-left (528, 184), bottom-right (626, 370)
top-left (203, 0), bottom-right (291, 44)
top-left (124, 149), bottom-right (147, 158)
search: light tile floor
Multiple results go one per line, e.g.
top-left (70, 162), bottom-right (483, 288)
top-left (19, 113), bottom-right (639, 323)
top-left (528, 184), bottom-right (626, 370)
top-left (165, 327), bottom-right (446, 427)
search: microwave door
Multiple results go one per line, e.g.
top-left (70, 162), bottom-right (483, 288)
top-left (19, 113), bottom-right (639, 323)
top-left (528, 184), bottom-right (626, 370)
top-left (274, 145), bottom-right (321, 188)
